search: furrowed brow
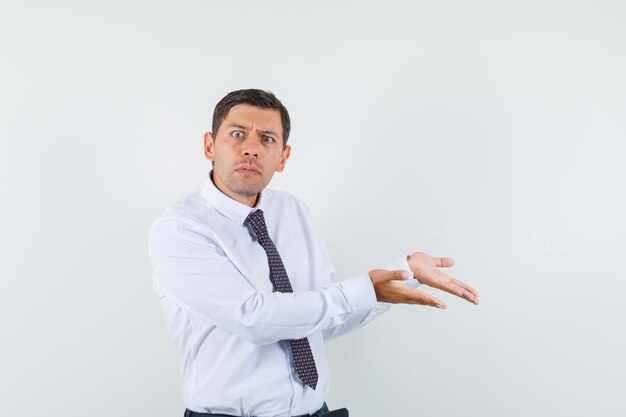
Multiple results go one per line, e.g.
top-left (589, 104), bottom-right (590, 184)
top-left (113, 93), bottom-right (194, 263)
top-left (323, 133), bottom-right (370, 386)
top-left (226, 123), bottom-right (250, 130)
top-left (259, 129), bottom-right (279, 137)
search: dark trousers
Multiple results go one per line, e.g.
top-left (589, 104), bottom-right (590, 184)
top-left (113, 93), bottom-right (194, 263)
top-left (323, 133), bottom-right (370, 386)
top-left (184, 402), bottom-right (348, 417)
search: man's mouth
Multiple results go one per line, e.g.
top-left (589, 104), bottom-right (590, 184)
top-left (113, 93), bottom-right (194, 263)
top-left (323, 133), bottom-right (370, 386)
top-left (235, 165), bottom-right (261, 175)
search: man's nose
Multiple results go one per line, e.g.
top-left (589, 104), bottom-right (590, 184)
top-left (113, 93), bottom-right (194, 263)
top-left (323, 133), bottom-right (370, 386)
top-left (241, 133), bottom-right (261, 157)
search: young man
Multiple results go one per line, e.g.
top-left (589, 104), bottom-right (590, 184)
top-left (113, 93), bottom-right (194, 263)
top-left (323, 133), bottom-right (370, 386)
top-left (148, 89), bottom-right (479, 417)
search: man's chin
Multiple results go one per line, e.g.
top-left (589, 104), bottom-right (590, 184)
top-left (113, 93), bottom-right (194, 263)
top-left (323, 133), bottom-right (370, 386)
top-left (223, 173), bottom-right (270, 197)
top-left (230, 182), bottom-right (265, 198)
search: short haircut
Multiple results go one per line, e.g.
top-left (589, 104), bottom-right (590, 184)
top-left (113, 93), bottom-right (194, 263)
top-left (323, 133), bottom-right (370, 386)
top-left (212, 89), bottom-right (291, 148)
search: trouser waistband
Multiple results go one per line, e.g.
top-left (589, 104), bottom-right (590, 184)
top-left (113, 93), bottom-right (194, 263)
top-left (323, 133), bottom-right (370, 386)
top-left (184, 402), bottom-right (345, 417)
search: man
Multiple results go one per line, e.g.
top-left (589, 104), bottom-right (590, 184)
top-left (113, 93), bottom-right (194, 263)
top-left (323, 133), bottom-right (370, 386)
top-left (148, 89), bottom-right (478, 417)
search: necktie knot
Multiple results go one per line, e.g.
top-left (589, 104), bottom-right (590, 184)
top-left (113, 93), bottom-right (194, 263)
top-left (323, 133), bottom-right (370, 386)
top-left (246, 210), bottom-right (270, 247)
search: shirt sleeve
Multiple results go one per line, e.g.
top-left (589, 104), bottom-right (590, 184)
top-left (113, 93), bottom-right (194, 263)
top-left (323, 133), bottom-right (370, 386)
top-left (321, 254), bottom-right (421, 341)
top-left (149, 218), bottom-right (380, 346)
top-left (293, 200), bottom-right (422, 341)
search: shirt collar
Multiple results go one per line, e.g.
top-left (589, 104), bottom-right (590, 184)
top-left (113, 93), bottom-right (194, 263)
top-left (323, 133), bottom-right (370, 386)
top-left (201, 171), bottom-right (264, 225)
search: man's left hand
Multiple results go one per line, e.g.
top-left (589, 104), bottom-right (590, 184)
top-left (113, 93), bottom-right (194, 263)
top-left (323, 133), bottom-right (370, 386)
top-left (407, 252), bottom-right (479, 305)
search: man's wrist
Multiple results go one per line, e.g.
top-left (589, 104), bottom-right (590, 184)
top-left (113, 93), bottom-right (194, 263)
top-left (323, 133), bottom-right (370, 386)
top-left (385, 255), bottom-right (421, 288)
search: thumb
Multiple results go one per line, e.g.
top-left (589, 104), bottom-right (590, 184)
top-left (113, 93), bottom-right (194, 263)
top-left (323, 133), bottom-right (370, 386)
top-left (369, 268), bottom-right (410, 284)
top-left (385, 269), bottom-right (409, 281)
top-left (379, 269), bottom-right (409, 281)
top-left (435, 256), bottom-right (455, 267)
top-left (394, 269), bottom-right (410, 280)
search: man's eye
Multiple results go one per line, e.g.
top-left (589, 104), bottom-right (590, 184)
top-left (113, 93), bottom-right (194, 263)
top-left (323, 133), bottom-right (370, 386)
top-left (232, 131), bottom-right (244, 139)
top-left (262, 136), bottom-right (274, 143)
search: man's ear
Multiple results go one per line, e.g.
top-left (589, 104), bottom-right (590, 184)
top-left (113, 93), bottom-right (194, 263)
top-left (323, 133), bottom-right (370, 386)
top-left (204, 132), bottom-right (215, 161)
top-left (276, 145), bottom-right (291, 172)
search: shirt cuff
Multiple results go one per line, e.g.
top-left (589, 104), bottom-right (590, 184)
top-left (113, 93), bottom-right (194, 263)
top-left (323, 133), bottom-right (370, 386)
top-left (337, 274), bottom-right (379, 312)
top-left (384, 254), bottom-right (422, 288)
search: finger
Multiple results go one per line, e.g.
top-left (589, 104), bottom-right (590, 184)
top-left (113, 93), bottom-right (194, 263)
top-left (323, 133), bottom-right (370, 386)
top-left (446, 277), bottom-right (479, 303)
top-left (448, 280), bottom-right (479, 305)
top-left (452, 278), bottom-right (478, 298)
top-left (425, 269), bottom-right (479, 304)
top-left (458, 288), bottom-right (479, 305)
top-left (430, 271), bottom-right (478, 304)
top-left (404, 288), bottom-right (447, 309)
top-left (435, 256), bottom-right (455, 268)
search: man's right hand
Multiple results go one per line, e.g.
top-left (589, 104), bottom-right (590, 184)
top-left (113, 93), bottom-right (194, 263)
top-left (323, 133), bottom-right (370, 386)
top-left (368, 269), bottom-right (448, 309)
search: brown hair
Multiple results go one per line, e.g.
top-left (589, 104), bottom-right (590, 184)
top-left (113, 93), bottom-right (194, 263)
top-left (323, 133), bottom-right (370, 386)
top-left (212, 89), bottom-right (291, 148)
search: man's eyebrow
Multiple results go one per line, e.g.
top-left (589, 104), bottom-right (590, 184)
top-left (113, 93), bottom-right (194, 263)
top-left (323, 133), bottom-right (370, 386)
top-left (259, 129), bottom-right (279, 137)
top-left (226, 123), bottom-right (250, 130)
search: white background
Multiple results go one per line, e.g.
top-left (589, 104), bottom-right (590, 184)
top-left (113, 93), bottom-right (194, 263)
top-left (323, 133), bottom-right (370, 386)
top-left (2, 1), bottom-right (625, 416)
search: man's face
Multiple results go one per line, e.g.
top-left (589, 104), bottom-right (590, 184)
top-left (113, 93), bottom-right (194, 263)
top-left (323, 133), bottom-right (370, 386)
top-left (204, 104), bottom-right (291, 206)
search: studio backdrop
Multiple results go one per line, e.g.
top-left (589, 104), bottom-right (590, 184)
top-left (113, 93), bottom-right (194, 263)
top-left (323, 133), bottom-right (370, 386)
top-left (1, 1), bottom-right (625, 416)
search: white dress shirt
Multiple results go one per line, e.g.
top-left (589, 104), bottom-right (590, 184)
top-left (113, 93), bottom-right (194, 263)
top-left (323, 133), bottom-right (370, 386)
top-left (148, 173), bottom-right (419, 417)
